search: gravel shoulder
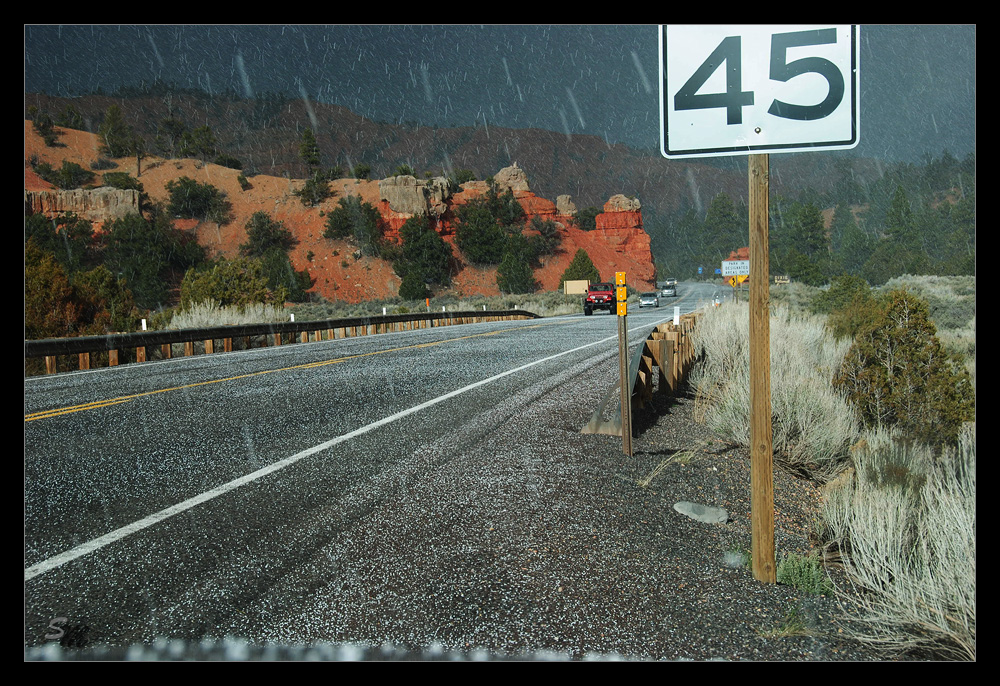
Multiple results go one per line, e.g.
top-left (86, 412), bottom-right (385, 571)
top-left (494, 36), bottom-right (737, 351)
top-left (244, 346), bottom-right (886, 661)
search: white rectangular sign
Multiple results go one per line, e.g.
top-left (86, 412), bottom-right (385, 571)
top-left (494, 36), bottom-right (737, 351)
top-left (660, 25), bottom-right (859, 159)
top-left (722, 260), bottom-right (750, 277)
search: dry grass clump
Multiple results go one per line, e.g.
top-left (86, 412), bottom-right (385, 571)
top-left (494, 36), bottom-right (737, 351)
top-left (290, 292), bottom-right (580, 321)
top-left (690, 300), bottom-right (858, 481)
top-left (768, 281), bottom-right (821, 315)
top-left (165, 300), bottom-right (290, 329)
top-left (820, 425), bottom-right (976, 660)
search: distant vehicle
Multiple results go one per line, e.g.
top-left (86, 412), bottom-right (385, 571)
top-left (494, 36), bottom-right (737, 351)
top-left (660, 283), bottom-right (677, 298)
top-left (638, 292), bottom-right (660, 308)
top-left (583, 282), bottom-right (615, 315)
top-left (664, 277), bottom-right (678, 286)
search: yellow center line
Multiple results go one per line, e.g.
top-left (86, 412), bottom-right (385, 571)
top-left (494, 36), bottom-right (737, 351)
top-left (24, 320), bottom-right (562, 423)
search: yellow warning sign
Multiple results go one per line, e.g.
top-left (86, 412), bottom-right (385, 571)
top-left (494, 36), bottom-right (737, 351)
top-left (617, 301), bottom-right (628, 316)
top-left (615, 271), bottom-right (626, 286)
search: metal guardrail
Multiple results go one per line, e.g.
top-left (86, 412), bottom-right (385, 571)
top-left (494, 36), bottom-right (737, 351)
top-left (25, 309), bottom-right (540, 375)
top-left (582, 313), bottom-right (700, 436)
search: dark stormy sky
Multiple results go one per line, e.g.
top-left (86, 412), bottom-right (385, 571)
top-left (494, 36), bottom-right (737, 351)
top-left (24, 25), bottom-right (975, 163)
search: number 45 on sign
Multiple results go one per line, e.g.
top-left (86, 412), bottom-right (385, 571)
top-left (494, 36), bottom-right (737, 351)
top-left (660, 25), bottom-right (859, 159)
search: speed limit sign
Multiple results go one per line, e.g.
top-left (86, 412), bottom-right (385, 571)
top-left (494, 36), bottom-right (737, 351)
top-left (660, 25), bottom-right (859, 158)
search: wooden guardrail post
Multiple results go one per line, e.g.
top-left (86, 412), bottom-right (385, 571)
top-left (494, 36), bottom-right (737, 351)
top-left (662, 331), bottom-right (680, 390)
top-left (161, 344), bottom-right (172, 359)
top-left (136, 346), bottom-right (146, 363)
top-left (78, 352), bottom-right (90, 370)
top-left (109, 350), bottom-right (119, 366)
top-left (205, 339), bottom-right (214, 354)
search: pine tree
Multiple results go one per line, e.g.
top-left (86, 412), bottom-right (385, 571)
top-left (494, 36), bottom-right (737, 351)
top-left (300, 128), bottom-right (321, 172)
top-left (863, 186), bottom-right (928, 283)
top-left (702, 193), bottom-right (745, 265)
top-left (324, 196), bottom-right (384, 256)
top-left (496, 234), bottom-right (537, 294)
top-left (98, 105), bottom-right (139, 158)
top-left (397, 216), bottom-right (452, 287)
top-left (241, 212), bottom-right (296, 257)
top-left (560, 249), bottom-right (601, 287)
top-left (833, 289), bottom-right (974, 447)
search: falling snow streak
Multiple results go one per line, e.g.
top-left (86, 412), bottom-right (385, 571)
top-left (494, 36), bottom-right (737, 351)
top-left (24, 24), bottom-right (975, 161)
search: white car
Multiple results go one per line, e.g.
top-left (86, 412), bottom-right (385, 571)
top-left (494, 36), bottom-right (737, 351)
top-left (638, 292), bottom-right (660, 308)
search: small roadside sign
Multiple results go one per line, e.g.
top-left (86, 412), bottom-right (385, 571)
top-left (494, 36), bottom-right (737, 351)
top-left (722, 259), bottom-right (750, 277)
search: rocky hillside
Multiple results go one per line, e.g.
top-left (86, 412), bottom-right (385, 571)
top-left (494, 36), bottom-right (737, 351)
top-left (25, 121), bottom-right (655, 303)
top-left (23, 92), bottom-right (766, 224)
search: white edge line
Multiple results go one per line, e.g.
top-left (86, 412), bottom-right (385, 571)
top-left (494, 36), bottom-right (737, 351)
top-left (25, 316), bottom-right (674, 581)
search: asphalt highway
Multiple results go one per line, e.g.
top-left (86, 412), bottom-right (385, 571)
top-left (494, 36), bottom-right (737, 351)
top-left (25, 283), bottom-right (721, 651)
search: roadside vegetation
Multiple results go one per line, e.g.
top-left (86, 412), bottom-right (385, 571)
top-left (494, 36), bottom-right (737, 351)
top-left (691, 301), bottom-right (857, 481)
top-left (289, 291), bottom-right (581, 321)
top-left (819, 425), bottom-right (975, 660)
top-left (454, 181), bottom-right (561, 294)
top-left (165, 300), bottom-right (288, 330)
top-left (690, 274), bottom-right (975, 659)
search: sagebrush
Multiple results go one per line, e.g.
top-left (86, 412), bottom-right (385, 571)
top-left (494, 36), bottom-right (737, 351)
top-left (820, 425), bottom-right (975, 660)
top-left (690, 301), bottom-right (858, 481)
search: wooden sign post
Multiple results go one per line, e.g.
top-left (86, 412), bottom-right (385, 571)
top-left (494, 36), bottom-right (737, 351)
top-left (749, 154), bottom-right (775, 583)
top-left (661, 24), bottom-right (859, 585)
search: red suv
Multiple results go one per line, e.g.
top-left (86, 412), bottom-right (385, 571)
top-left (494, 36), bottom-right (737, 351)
top-left (584, 283), bottom-right (615, 315)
